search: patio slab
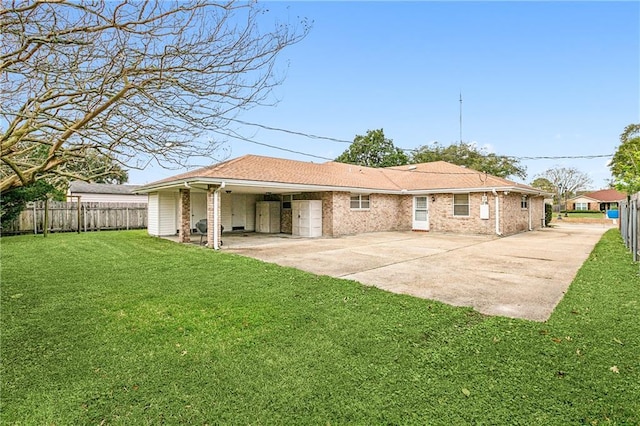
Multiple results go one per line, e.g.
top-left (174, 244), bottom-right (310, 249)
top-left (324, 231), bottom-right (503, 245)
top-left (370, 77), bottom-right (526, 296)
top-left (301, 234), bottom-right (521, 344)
top-left (221, 222), bottom-right (613, 321)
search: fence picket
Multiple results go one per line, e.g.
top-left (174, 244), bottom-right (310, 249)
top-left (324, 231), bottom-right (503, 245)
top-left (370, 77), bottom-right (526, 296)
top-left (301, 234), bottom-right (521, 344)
top-left (1, 201), bottom-right (147, 235)
top-left (619, 192), bottom-right (639, 264)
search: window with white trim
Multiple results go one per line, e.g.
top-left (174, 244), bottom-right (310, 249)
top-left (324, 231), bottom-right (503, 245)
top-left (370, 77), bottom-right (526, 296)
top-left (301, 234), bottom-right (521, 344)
top-left (521, 195), bottom-right (528, 209)
top-left (350, 194), bottom-right (370, 210)
top-left (575, 202), bottom-right (588, 211)
top-left (453, 193), bottom-right (469, 216)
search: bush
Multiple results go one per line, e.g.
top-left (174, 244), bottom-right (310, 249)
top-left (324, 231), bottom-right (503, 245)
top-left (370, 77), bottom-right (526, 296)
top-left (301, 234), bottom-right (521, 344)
top-left (545, 203), bottom-right (553, 226)
top-left (0, 182), bottom-right (62, 229)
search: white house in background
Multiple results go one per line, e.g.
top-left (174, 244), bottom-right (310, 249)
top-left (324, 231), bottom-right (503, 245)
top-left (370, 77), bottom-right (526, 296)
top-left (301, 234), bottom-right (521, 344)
top-left (67, 181), bottom-right (148, 203)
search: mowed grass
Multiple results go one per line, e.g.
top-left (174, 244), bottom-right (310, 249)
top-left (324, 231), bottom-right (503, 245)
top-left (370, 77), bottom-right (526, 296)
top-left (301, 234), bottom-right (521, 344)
top-left (1, 230), bottom-right (639, 424)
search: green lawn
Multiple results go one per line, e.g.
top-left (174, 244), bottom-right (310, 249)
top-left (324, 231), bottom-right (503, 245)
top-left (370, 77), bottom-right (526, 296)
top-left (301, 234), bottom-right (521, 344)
top-left (560, 212), bottom-right (607, 218)
top-left (1, 230), bottom-right (639, 424)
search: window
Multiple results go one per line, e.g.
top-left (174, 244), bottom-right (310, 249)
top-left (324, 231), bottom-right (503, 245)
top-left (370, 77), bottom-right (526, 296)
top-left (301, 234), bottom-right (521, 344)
top-left (521, 195), bottom-right (528, 209)
top-left (575, 202), bottom-right (588, 211)
top-left (453, 193), bottom-right (469, 216)
top-left (282, 194), bottom-right (302, 209)
top-left (282, 194), bottom-right (292, 209)
top-left (350, 194), bottom-right (370, 210)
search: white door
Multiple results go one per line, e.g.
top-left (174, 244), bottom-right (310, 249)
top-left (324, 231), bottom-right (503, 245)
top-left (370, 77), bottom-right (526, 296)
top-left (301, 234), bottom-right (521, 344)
top-left (291, 200), bottom-right (301, 236)
top-left (190, 192), bottom-right (207, 229)
top-left (413, 196), bottom-right (429, 231)
top-left (231, 194), bottom-right (246, 230)
top-left (256, 202), bottom-right (269, 233)
top-left (292, 200), bottom-right (322, 237)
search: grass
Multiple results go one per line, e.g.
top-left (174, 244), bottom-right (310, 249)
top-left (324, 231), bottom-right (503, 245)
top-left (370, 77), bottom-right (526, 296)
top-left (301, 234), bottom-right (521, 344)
top-left (1, 230), bottom-right (639, 425)
top-left (559, 212), bottom-right (607, 218)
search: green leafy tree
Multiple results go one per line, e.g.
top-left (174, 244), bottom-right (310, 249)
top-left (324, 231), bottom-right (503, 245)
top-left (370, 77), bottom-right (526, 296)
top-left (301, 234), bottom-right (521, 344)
top-left (336, 129), bottom-right (409, 167)
top-left (610, 123), bottom-right (640, 194)
top-left (0, 180), bottom-right (63, 229)
top-left (411, 142), bottom-right (527, 179)
top-left (530, 177), bottom-right (557, 203)
top-left (530, 177), bottom-right (555, 193)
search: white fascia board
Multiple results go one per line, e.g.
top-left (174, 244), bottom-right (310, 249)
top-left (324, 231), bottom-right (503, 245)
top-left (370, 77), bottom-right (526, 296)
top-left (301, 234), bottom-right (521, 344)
top-left (401, 186), bottom-right (551, 196)
top-left (137, 178), bottom-right (551, 197)
top-left (136, 178), bottom-right (392, 194)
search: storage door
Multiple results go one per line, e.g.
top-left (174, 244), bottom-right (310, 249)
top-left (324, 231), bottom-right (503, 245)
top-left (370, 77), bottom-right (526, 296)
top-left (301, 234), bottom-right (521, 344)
top-left (231, 194), bottom-right (246, 230)
top-left (291, 200), bottom-right (302, 236)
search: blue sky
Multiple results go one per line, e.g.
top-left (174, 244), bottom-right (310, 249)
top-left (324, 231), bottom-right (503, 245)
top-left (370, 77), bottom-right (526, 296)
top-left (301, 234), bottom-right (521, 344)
top-left (129, 1), bottom-right (640, 188)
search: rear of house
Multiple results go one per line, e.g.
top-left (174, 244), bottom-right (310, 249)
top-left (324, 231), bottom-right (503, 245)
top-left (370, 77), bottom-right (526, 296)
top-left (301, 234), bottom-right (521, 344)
top-left (137, 155), bottom-right (549, 248)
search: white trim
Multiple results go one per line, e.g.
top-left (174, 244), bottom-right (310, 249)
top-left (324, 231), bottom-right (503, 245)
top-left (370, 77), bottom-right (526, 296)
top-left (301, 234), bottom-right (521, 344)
top-left (413, 196), bottom-right (429, 230)
top-left (349, 194), bottom-right (370, 210)
top-left (453, 193), bottom-right (470, 217)
top-left (137, 178), bottom-right (551, 197)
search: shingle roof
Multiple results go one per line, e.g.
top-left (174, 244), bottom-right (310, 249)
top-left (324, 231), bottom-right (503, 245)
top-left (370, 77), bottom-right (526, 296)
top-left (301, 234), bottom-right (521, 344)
top-left (142, 154), bottom-right (544, 194)
top-left (69, 181), bottom-right (142, 195)
top-left (582, 189), bottom-right (626, 202)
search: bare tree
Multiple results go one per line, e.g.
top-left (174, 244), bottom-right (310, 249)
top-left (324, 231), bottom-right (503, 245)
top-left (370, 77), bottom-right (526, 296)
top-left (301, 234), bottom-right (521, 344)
top-left (536, 166), bottom-right (593, 210)
top-left (1, 1), bottom-right (309, 193)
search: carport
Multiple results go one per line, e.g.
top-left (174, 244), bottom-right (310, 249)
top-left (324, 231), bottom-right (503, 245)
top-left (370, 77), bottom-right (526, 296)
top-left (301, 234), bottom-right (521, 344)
top-left (224, 223), bottom-right (614, 321)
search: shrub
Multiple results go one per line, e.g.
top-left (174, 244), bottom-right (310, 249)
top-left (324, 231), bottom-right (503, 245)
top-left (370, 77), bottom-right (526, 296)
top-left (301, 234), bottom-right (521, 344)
top-left (544, 203), bottom-right (553, 226)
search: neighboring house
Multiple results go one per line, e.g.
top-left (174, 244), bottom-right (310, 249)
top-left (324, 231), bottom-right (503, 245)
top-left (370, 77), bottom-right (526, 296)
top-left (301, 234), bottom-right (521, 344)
top-left (136, 155), bottom-right (551, 248)
top-left (565, 189), bottom-right (625, 212)
top-left (67, 181), bottom-right (148, 204)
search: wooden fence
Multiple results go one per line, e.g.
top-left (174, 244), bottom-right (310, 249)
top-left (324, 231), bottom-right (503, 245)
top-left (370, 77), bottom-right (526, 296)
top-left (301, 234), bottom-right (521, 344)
top-left (1, 201), bottom-right (148, 235)
top-left (620, 192), bottom-right (639, 263)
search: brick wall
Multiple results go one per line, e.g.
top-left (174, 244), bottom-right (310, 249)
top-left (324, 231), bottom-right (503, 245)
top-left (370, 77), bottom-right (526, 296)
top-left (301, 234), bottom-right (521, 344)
top-left (427, 192), bottom-right (545, 236)
top-left (275, 190), bottom-right (544, 238)
top-left (178, 189), bottom-right (191, 243)
top-left (327, 192), bottom-right (412, 237)
top-left (430, 193), bottom-right (495, 234)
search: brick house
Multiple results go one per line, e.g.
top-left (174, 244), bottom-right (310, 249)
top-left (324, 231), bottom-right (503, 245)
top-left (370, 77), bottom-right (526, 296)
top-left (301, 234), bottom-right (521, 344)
top-left (565, 189), bottom-right (625, 212)
top-left (136, 155), bottom-right (549, 249)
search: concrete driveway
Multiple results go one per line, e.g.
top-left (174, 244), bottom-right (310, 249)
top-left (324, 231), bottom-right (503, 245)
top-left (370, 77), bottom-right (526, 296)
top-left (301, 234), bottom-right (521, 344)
top-left (224, 222), bottom-right (615, 321)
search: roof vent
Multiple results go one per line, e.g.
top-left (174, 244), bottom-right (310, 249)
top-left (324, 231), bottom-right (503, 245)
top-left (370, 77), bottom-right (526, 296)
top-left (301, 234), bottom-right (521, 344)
top-left (407, 165), bottom-right (417, 171)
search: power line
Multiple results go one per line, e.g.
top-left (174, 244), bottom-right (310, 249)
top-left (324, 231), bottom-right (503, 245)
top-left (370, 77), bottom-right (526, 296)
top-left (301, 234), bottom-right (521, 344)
top-left (227, 118), bottom-right (352, 144)
top-left (223, 118), bottom-right (614, 162)
top-left (517, 154), bottom-right (613, 160)
top-left (222, 131), bottom-right (335, 161)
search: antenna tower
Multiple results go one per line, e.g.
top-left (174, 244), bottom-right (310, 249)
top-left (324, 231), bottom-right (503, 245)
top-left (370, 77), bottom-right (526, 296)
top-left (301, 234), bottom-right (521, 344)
top-left (459, 92), bottom-right (463, 143)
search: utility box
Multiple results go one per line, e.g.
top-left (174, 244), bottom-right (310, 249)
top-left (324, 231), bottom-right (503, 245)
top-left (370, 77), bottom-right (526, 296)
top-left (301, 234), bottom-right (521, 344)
top-left (292, 200), bottom-right (322, 237)
top-left (255, 201), bottom-right (281, 233)
top-left (480, 204), bottom-right (490, 220)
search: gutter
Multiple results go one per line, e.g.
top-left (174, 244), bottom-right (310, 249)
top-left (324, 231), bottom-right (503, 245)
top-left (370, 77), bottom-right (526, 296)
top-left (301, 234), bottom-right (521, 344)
top-left (492, 189), bottom-right (502, 236)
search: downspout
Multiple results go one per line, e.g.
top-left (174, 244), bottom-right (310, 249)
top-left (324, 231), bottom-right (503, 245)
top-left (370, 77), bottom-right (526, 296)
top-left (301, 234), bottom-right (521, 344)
top-left (528, 196), bottom-right (533, 231)
top-left (492, 189), bottom-right (502, 236)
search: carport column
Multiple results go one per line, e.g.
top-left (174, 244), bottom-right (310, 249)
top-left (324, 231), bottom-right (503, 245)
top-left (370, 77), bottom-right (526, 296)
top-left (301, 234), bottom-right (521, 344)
top-left (178, 188), bottom-right (191, 243)
top-left (207, 185), bottom-right (221, 250)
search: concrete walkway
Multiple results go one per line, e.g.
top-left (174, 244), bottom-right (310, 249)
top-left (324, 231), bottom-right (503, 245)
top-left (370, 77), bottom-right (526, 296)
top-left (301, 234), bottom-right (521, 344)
top-left (223, 222), bottom-right (614, 321)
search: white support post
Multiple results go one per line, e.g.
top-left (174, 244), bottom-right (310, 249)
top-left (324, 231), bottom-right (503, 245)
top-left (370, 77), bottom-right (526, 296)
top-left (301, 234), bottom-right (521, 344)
top-left (212, 188), bottom-right (220, 250)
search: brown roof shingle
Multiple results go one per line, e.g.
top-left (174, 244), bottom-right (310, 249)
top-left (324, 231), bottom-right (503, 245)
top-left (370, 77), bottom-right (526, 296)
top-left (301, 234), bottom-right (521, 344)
top-left (583, 189), bottom-right (626, 202)
top-left (144, 154), bottom-right (543, 193)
